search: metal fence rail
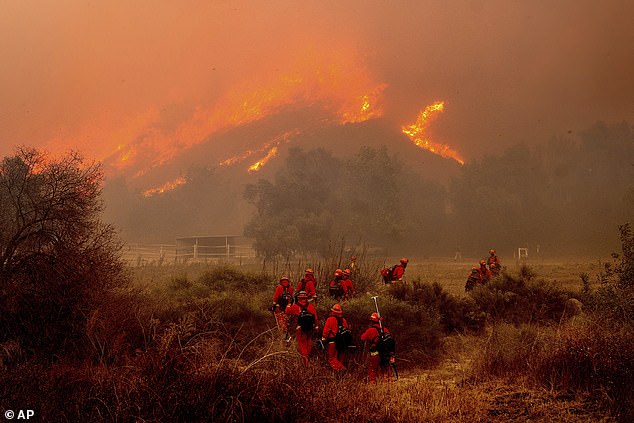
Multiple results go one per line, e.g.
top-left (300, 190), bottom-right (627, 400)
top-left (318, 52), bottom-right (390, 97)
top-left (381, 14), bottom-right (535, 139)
top-left (122, 243), bottom-right (256, 266)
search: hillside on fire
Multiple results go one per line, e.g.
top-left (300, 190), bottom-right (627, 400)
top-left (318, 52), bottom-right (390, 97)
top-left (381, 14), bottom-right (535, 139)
top-left (103, 118), bottom-right (633, 257)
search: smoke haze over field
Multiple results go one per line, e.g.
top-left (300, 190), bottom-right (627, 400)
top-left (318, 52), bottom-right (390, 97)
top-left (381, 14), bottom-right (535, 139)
top-left (1, 1), bottom-right (633, 163)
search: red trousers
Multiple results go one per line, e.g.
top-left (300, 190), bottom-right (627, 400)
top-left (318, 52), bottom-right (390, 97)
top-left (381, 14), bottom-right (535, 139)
top-left (274, 310), bottom-right (288, 334)
top-left (327, 342), bottom-right (346, 371)
top-left (296, 327), bottom-right (313, 366)
top-left (367, 352), bottom-right (392, 384)
top-left (367, 353), bottom-right (380, 383)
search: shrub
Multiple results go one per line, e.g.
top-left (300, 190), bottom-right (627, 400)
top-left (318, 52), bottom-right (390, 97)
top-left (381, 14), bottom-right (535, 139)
top-left (469, 268), bottom-right (578, 325)
top-left (535, 320), bottom-right (634, 420)
top-left (389, 279), bottom-right (485, 334)
top-left (472, 323), bottom-right (545, 379)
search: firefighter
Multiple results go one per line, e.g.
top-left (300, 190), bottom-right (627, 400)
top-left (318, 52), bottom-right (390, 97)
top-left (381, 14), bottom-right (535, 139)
top-left (391, 258), bottom-right (408, 282)
top-left (341, 268), bottom-right (355, 302)
top-left (272, 276), bottom-right (294, 338)
top-left (296, 268), bottom-right (317, 302)
top-left (479, 259), bottom-right (492, 284)
top-left (321, 303), bottom-right (350, 371)
top-left (465, 267), bottom-right (482, 291)
top-left (360, 312), bottom-right (394, 384)
top-left (285, 291), bottom-right (318, 366)
top-left (487, 249), bottom-right (501, 276)
top-left (328, 269), bottom-right (344, 299)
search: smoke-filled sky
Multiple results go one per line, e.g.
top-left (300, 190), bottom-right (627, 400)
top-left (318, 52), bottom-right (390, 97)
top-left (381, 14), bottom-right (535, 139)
top-left (1, 0), bottom-right (633, 168)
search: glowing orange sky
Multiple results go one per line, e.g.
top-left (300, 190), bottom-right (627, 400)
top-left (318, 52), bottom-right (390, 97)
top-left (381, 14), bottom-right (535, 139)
top-left (1, 1), bottom-right (633, 168)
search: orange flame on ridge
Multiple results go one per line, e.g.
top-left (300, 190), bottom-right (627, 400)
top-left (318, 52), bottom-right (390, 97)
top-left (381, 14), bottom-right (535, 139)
top-left (219, 129), bottom-right (300, 167)
top-left (142, 176), bottom-right (187, 197)
top-left (401, 101), bottom-right (464, 165)
top-left (248, 146), bottom-right (278, 173)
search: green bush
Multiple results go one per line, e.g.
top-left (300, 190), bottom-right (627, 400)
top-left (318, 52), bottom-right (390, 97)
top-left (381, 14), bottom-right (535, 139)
top-left (389, 279), bottom-right (485, 334)
top-left (469, 268), bottom-right (577, 325)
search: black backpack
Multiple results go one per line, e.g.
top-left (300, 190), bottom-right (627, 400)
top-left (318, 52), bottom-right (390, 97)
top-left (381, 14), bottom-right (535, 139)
top-left (329, 280), bottom-right (343, 298)
top-left (278, 287), bottom-right (293, 309)
top-left (334, 317), bottom-right (352, 352)
top-left (297, 306), bottom-right (315, 332)
top-left (374, 329), bottom-right (396, 367)
top-left (381, 266), bottom-right (396, 284)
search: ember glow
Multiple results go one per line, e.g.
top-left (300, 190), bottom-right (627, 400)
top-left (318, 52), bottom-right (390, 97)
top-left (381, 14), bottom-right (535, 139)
top-left (401, 102), bottom-right (465, 165)
top-left (248, 146), bottom-right (278, 173)
top-left (142, 176), bottom-right (187, 198)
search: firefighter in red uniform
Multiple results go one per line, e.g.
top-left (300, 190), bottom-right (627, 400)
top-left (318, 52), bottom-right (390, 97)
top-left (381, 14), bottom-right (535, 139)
top-left (321, 303), bottom-right (350, 371)
top-left (285, 291), bottom-right (318, 366)
top-left (465, 267), bottom-right (483, 291)
top-left (479, 259), bottom-right (492, 284)
top-left (487, 249), bottom-right (501, 276)
top-left (328, 269), bottom-right (344, 299)
top-left (360, 312), bottom-right (393, 384)
top-left (272, 276), bottom-right (294, 338)
top-left (341, 268), bottom-right (355, 302)
top-left (296, 268), bottom-right (317, 302)
top-left (391, 258), bottom-right (408, 282)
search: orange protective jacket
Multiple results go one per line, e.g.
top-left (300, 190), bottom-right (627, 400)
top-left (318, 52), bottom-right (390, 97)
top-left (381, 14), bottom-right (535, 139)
top-left (391, 264), bottom-right (406, 280)
top-left (273, 283), bottom-right (294, 305)
top-left (361, 324), bottom-right (391, 350)
top-left (285, 301), bottom-right (319, 328)
top-left (296, 277), bottom-right (316, 298)
top-left (322, 315), bottom-right (348, 341)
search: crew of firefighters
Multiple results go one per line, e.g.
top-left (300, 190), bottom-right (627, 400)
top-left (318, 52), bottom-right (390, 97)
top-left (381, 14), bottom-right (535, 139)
top-left (270, 250), bottom-right (502, 381)
top-left (465, 249), bottom-right (502, 291)
top-left (272, 257), bottom-right (404, 383)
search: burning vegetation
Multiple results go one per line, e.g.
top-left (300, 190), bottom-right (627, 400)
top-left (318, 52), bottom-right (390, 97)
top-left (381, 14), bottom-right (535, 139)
top-left (401, 101), bottom-right (465, 165)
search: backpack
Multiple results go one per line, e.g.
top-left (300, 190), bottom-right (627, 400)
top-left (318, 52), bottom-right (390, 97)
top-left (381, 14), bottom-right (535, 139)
top-left (295, 280), bottom-right (306, 301)
top-left (334, 317), bottom-right (352, 352)
top-left (374, 329), bottom-right (396, 367)
top-left (278, 287), bottom-right (293, 309)
top-left (297, 306), bottom-right (315, 332)
top-left (329, 280), bottom-right (343, 298)
top-left (381, 266), bottom-right (396, 284)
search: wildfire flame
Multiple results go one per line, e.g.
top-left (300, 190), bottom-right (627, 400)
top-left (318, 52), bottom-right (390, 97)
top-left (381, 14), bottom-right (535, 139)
top-left (102, 50), bottom-right (386, 177)
top-left (142, 176), bottom-right (187, 197)
top-left (219, 129), bottom-right (299, 167)
top-left (248, 146), bottom-right (278, 173)
top-left (401, 101), bottom-right (464, 165)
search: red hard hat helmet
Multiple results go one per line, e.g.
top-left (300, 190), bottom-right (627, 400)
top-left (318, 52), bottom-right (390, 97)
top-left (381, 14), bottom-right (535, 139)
top-left (400, 257), bottom-right (408, 264)
top-left (305, 268), bottom-right (314, 275)
top-left (343, 268), bottom-right (351, 276)
top-left (280, 276), bottom-right (290, 284)
top-left (490, 249), bottom-right (496, 255)
top-left (369, 312), bottom-right (380, 322)
top-left (331, 303), bottom-right (343, 315)
top-left (471, 267), bottom-right (479, 273)
top-left (297, 291), bottom-right (308, 300)
top-left (480, 260), bottom-right (486, 266)
top-left (334, 269), bottom-right (343, 276)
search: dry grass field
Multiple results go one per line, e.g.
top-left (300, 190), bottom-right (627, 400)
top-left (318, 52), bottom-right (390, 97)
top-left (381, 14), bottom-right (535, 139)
top-left (3, 253), bottom-right (627, 422)
top-left (119, 254), bottom-right (624, 421)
